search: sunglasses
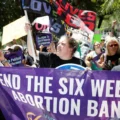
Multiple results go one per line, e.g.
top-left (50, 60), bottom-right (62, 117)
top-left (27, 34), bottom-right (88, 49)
top-left (109, 44), bottom-right (118, 47)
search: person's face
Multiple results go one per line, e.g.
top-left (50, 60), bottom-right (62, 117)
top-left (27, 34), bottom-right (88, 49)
top-left (107, 41), bottom-right (119, 55)
top-left (100, 40), bottom-right (105, 47)
top-left (47, 46), bottom-right (51, 52)
top-left (94, 42), bottom-right (101, 50)
top-left (57, 38), bottom-right (72, 58)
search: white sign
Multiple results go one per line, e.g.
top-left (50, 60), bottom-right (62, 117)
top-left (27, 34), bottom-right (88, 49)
top-left (2, 16), bottom-right (27, 45)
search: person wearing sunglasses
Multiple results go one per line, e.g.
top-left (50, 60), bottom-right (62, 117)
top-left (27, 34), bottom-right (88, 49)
top-left (97, 36), bottom-right (120, 70)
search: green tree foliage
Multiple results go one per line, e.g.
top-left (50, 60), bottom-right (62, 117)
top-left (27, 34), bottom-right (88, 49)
top-left (0, 0), bottom-right (120, 32)
top-left (102, 0), bottom-right (120, 13)
top-left (0, 0), bottom-right (23, 31)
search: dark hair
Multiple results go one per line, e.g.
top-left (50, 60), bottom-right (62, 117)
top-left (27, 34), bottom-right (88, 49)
top-left (14, 46), bottom-right (22, 52)
top-left (67, 37), bottom-right (78, 54)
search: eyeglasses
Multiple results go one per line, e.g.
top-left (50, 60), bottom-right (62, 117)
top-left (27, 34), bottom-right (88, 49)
top-left (94, 44), bottom-right (100, 47)
top-left (109, 44), bottom-right (118, 47)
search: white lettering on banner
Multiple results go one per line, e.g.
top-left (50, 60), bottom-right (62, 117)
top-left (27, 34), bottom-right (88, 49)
top-left (87, 100), bottom-right (120, 118)
top-left (44, 96), bottom-right (53, 111)
top-left (91, 79), bottom-right (120, 97)
top-left (99, 101), bottom-right (109, 117)
top-left (111, 101), bottom-right (120, 118)
top-left (59, 98), bottom-right (69, 115)
top-left (59, 77), bottom-right (84, 96)
top-left (30, 0), bottom-right (51, 14)
top-left (91, 79), bottom-right (105, 97)
top-left (87, 100), bottom-right (98, 117)
top-left (58, 77), bottom-right (68, 94)
top-left (26, 75), bottom-right (53, 93)
top-left (34, 76), bottom-right (44, 92)
top-left (115, 81), bottom-right (120, 97)
top-left (53, 97), bottom-right (57, 113)
top-left (106, 80), bottom-right (114, 97)
top-left (12, 90), bottom-right (44, 109)
top-left (0, 74), bottom-right (21, 90)
top-left (45, 77), bottom-right (53, 94)
top-left (12, 90), bottom-right (81, 115)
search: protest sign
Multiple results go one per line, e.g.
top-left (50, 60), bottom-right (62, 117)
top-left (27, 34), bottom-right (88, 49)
top-left (0, 68), bottom-right (120, 120)
top-left (32, 16), bottom-right (50, 33)
top-left (22, 0), bottom-right (96, 31)
top-left (35, 33), bottom-right (52, 49)
top-left (4, 50), bottom-right (24, 67)
top-left (92, 34), bottom-right (102, 43)
top-left (2, 16), bottom-right (27, 45)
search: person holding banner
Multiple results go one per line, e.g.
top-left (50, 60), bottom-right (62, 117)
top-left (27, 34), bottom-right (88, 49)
top-left (39, 35), bottom-right (86, 68)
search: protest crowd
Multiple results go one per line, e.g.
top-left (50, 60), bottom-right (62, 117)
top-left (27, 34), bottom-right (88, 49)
top-left (1, 0), bottom-right (120, 120)
top-left (1, 20), bottom-right (120, 71)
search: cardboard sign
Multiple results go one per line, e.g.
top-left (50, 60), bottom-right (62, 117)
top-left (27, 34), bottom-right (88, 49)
top-left (2, 16), bottom-right (27, 45)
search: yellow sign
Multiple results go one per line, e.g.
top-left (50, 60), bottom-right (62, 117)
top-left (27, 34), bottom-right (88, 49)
top-left (2, 16), bottom-right (28, 45)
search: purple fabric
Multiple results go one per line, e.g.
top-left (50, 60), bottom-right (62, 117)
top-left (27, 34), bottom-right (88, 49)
top-left (0, 68), bottom-right (120, 120)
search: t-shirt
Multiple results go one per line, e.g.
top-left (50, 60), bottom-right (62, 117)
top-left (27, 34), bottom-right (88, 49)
top-left (103, 54), bottom-right (120, 70)
top-left (111, 65), bottom-right (120, 71)
top-left (24, 55), bottom-right (34, 66)
top-left (39, 52), bottom-right (86, 68)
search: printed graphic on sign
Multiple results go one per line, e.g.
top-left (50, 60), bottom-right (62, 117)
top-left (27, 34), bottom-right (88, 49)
top-left (4, 50), bottom-right (23, 67)
top-left (35, 33), bottom-right (52, 49)
top-left (32, 16), bottom-right (50, 33)
top-left (56, 63), bottom-right (86, 70)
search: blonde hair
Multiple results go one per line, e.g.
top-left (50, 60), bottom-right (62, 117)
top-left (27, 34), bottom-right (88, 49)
top-left (105, 36), bottom-right (120, 55)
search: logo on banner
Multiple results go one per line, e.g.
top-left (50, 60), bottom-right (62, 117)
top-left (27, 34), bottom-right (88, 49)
top-left (27, 112), bottom-right (42, 120)
top-left (56, 63), bottom-right (86, 70)
top-left (26, 112), bottom-right (56, 120)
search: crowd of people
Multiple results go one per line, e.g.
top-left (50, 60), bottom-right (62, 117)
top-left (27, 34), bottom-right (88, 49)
top-left (0, 21), bottom-right (120, 71)
top-left (1, 20), bottom-right (120, 120)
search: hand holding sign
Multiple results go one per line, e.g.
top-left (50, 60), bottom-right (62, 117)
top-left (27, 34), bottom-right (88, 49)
top-left (0, 51), bottom-right (11, 67)
top-left (24, 23), bottom-right (32, 33)
top-left (71, 15), bottom-right (94, 42)
top-left (0, 51), bottom-right (6, 61)
top-left (71, 15), bottom-right (83, 28)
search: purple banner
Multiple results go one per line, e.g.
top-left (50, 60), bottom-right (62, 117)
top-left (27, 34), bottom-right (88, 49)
top-left (0, 68), bottom-right (120, 120)
top-left (35, 33), bottom-right (52, 49)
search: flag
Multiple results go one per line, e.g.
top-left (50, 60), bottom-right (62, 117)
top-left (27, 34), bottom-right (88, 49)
top-left (24, 10), bottom-right (36, 63)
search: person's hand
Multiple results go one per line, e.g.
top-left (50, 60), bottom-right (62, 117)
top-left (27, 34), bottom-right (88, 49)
top-left (25, 23), bottom-right (32, 33)
top-left (39, 45), bottom-right (44, 52)
top-left (50, 41), bottom-right (56, 53)
top-left (71, 15), bottom-right (85, 29)
top-left (96, 60), bottom-right (105, 68)
top-left (0, 51), bottom-right (5, 61)
top-left (85, 67), bottom-right (92, 70)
